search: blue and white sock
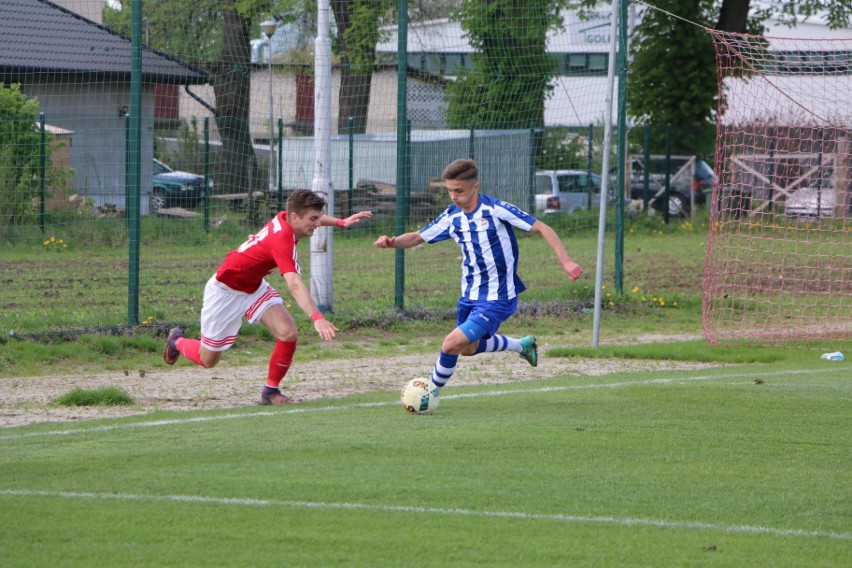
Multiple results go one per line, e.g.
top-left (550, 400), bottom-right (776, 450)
top-left (430, 351), bottom-right (458, 387)
top-left (474, 334), bottom-right (522, 355)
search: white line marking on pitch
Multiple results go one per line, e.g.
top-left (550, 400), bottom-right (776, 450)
top-left (0, 367), bottom-right (844, 442)
top-left (0, 488), bottom-right (848, 541)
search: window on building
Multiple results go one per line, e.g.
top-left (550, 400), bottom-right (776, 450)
top-left (387, 51), bottom-right (611, 77)
top-left (588, 54), bottom-right (607, 74)
top-left (567, 53), bottom-right (587, 74)
top-left (765, 50), bottom-right (852, 75)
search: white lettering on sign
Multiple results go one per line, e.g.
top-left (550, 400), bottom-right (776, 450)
top-left (577, 17), bottom-right (611, 46)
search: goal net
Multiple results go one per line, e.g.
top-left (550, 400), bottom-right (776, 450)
top-left (703, 30), bottom-right (852, 347)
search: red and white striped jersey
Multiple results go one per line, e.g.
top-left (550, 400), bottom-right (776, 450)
top-left (215, 211), bottom-right (300, 294)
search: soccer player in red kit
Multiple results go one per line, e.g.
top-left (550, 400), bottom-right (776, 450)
top-left (162, 189), bottom-right (372, 405)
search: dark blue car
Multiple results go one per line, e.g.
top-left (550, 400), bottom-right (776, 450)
top-left (151, 159), bottom-right (213, 214)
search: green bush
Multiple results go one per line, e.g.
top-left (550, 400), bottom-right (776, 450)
top-left (55, 387), bottom-right (135, 407)
top-left (0, 84), bottom-right (43, 229)
top-left (0, 83), bottom-right (68, 234)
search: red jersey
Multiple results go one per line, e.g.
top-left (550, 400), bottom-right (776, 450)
top-left (215, 211), bottom-right (300, 293)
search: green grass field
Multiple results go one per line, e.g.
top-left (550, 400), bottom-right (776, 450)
top-left (0, 211), bottom-right (713, 377)
top-left (1, 355), bottom-right (849, 567)
top-left (0, 209), bottom-right (705, 335)
top-left (2, 208), bottom-right (849, 566)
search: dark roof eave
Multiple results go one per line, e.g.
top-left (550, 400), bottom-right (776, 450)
top-left (0, 0), bottom-right (210, 84)
top-left (0, 67), bottom-right (209, 86)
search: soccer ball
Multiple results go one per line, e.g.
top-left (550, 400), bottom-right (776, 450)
top-left (400, 378), bottom-right (440, 414)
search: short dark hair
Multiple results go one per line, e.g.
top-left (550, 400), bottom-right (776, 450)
top-left (287, 189), bottom-right (327, 216)
top-left (442, 159), bottom-right (478, 181)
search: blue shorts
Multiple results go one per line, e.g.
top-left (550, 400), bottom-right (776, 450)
top-left (456, 297), bottom-right (518, 342)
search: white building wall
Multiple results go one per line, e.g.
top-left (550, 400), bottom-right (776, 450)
top-left (177, 11), bottom-right (851, 139)
top-left (178, 66), bottom-right (438, 141)
top-left (52, 0), bottom-right (102, 24)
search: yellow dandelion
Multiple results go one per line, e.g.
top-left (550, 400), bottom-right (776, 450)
top-left (608, 301), bottom-right (614, 307)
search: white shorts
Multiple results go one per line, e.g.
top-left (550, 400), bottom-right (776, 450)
top-left (199, 276), bottom-right (284, 351)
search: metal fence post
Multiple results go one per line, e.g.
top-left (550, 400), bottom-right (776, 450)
top-left (587, 123), bottom-right (594, 210)
top-left (348, 116), bottom-right (354, 217)
top-left (203, 116), bottom-right (210, 232)
top-left (394, 0), bottom-right (409, 309)
top-left (528, 128), bottom-right (536, 214)
top-left (126, 0), bottom-right (143, 326)
top-left (278, 117), bottom-right (284, 212)
top-left (643, 125), bottom-right (651, 210)
top-left (664, 123), bottom-right (671, 224)
top-left (39, 112), bottom-right (46, 234)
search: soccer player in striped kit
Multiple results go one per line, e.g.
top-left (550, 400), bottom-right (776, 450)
top-left (163, 189), bottom-right (372, 405)
top-left (374, 159), bottom-right (583, 391)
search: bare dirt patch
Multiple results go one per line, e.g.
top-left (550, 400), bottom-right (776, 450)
top-left (0, 335), bottom-right (714, 428)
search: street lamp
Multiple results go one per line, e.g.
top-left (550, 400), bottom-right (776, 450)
top-left (260, 19), bottom-right (277, 195)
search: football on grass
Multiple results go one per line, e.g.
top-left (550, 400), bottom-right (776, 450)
top-left (400, 379), bottom-right (439, 414)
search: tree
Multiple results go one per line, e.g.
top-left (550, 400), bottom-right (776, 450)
top-left (102, 0), bottom-right (224, 62)
top-left (444, 0), bottom-right (569, 131)
top-left (104, 0), bottom-right (254, 194)
top-left (209, 1), bottom-right (260, 194)
top-left (104, 1), bottom-right (306, 195)
top-left (331, 1), bottom-right (394, 134)
top-left (627, 0), bottom-right (720, 154)
top-left (0, 84), bottom-right (54, 229)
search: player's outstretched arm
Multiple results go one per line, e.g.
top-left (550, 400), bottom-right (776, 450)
top-left (373, 231), bottom-right (425, 250)
top-left (283, 272), bottom-right (339, 341)
top-left (320, 211), bottom-right (373, 228)
top-left (530, 220), bottom-right (583, 282)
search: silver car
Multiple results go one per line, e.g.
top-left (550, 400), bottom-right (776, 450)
top-left (534, 170), bottom-right (603, 215)
top-left (785, 185), bottom-right (835, 217)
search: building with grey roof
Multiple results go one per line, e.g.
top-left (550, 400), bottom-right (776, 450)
top-left (0, 0), bottom-right (209, 213)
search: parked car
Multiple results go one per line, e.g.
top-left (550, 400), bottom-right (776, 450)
top-left (785, 185), bottom-right (836, 218)
top-left (151, 158), bottom-right (213, 214)
top-left (625, 157), bottom-right (714, 217)
top-left (534, 170), bottom-right (603, 215)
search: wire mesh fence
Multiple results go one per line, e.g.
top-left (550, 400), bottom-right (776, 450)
top-left (2, 1), bottom-right (625, 335)
top-left (7, 2), bottom-right (846, 348)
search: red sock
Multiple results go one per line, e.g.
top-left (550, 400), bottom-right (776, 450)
top-left (176, 337), bottom-right (207, 368)
top-left (267, 340), bottom-right (297, 388)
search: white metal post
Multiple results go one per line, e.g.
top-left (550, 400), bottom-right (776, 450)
top-left (310, 0), bottom-right (334, 312)
top-left (260, 20), bottom-right (278, 196)
top-left (592, 0), bottom-right (620, 347)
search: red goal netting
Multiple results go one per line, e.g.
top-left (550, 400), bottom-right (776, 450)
top-left (703, 31), bottom-right (851, 347)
